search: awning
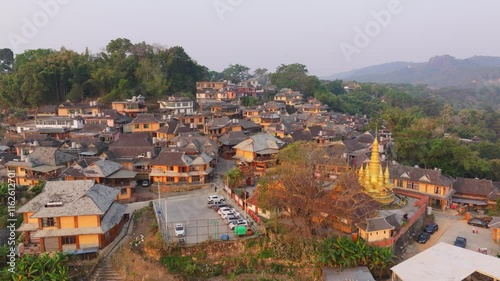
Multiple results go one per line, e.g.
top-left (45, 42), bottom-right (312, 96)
top-left (451, 197), bottom-right (488, 206)
top-left (135, 174), bottom-right (149, 180)
top-left (17, 223), bottom-right (39, 232)
top-left (27, 165), bottom-right (64, 173)
top-left (32, 227), bottom-right (104, 238)
top-left (133, 160), bottom-right (150, 166)
top-left (79, 151), bottom-right (97, 156)
top-left (149, 172), bottom-right (189, 177)
top-left (36, 128), bottom-right (71, 133)
top-left (256, 148), bottom-right (279, 155)
top-left (187, 167), bottom-right (214, 176)
top-left (64, 247), bottom-right (99, 255)
top-left (107, 170), bottom-right (137, 179)
top-left (232, 155), bottom-right (252, 163)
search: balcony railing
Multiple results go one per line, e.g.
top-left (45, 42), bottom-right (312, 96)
top-left (253, 155), bottom-right (277, 162)
top-left (133, 167), bottom-right (151, 173)
top-left (123, 107), bottom-right (148, 112)
top-left (19, 243), bottom-right (41, 255)
top-left (24, 174), bottom-right (59, 181)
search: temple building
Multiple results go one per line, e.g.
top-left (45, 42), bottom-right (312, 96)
top-left (358, 137), bottom-right (395, 204)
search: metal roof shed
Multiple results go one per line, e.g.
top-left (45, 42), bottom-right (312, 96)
top-left (391, 242), bottom-right (500, 281)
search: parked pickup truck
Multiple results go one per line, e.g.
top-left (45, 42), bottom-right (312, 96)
top-left (453, 236), bottom-right (467, 248)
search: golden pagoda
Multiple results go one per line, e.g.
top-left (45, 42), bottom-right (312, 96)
top-left (358, 136), bottom-right (394, 204)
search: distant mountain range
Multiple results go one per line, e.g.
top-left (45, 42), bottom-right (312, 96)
top-left (325, 55), bottom-right (500, 88)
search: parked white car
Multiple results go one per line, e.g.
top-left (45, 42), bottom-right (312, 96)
top-left (224, 215), bottom-right (240, 224)
top-left (217, 207), bottom-right (232, 215)
top-left (219, 209), bottom-right (235, 217)
top-left (208, 195), bottom-right (225, 203)
top-left (229, 220), bottom-right (248, 230)
top-left (221, 212), bottom-right (239, 219)
top-left (174, 223), bottom-right (185, 237)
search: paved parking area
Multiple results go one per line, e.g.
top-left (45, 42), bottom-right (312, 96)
top-left (157, 189), bottom-right (239, 244)
top-left (406, 209), bottom-right (500, 258)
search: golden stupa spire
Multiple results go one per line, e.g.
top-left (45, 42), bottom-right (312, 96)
top-left (368, 136), bottom-right (381, 184)
top-left (384, 166), bottom-right (391, 188)
top-left (358, 133), bottom-right (394, 204)
top-left (359, 165), bottom-right (365, 182)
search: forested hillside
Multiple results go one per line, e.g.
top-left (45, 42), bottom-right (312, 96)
top-left (0, 38), bottom-right (210, 108)
top-left (326, 55), bottom-right (500, 89)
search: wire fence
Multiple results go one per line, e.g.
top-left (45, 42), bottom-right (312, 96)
top-left (166, 219), bottom-right (239, 245)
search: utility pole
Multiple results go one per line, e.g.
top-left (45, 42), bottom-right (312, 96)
top-left (157, 181), bottom-right (161, 234)
top-left (165, 187), bottom-right (171, 231)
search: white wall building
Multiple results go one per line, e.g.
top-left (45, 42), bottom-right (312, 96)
top-left (158, 96), bottom-right (194, 115)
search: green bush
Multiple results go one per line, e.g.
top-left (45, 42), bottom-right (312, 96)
top-left (193, 250), bottom-right (207, 260)
top-left (268, 262), bottom-right (285, 274)
top-left (257, 248), bottom-right (274, 259)
top-left (161, 255), bottom-right (222, 278)
top-left (245, 239), bottom-right (257, 249)
top-left (161, 255), bottom-right (192, 273)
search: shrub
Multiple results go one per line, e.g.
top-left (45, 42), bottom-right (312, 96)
top-left (257, 248), bottom-right (274, 259)
top-left (268, 262), bottom-right (285, 274)
top-left (245, 239), bottom-right (257, 249)
top-left (161, 255), bottom-right (192, 273)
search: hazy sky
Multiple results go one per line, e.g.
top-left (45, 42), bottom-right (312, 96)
top-left (1, 0), bottom-right (500, 76)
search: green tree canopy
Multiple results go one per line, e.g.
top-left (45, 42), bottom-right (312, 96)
top-left (269, 63), bottom-right (321, 96)
top-left (222, 64), bottom-right (250, 84)
top-left (1, 252), bottom-right (69, 281)
top-left (0, 48), bottom-right (14, 72)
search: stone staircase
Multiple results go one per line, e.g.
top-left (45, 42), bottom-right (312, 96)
top-left (90, 257), bottom-right (124, 281)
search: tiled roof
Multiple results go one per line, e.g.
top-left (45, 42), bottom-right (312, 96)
top-left (308, 125), bottom-right (323, 138)
top-left (488, 217), bottom-right (500, 228)
top-left (170, 133), bottom-right (218, 158)
top-left (111, 133), bottom-right (152, 147)
top-left (343, 139), bottom-right (368, 153)
top-left (356, 216), bottom-right (395, 232)
top-left (22, 137), bottom-right (62, 148)
top-left (357, 132), bottom-right (375, 144)
top-left (389, 165), bottom-right (454, 187)
top-left (238, 119), bottom-right (262, 130)
top-left (264, 101), bottom-right (285, 110)
top-left (76, 123), bottom-right (107, 134)
top-left (60, 165), bottom-right (84, 177)
top-left (218, 131), bottom-right (247, 146)
top-left (130, 114), bottom-right (160, 124)
top-left (384, 213), bottom-right (400, 229)
top-left (207, 117), bottom-right (231, 129)
top-left (85, 160), bottom-right (123, 177)
top-left (190, 153), bottom-right (213, 165)
top-left (150, 151), bottom-right (191, 166)
top-left (233, 133), bottom-right (285, 153)
top-left (17, 180), bottom-right (119, 217)
top-left (157, 121), bottom-right (180, 134)
top-left (290, 129), bottom-right (311, 142)
top-left (107, 147), bottom-right (153, 159)
top-left (489, 188), bottom-right (500, 201)
top-left (37, 105), bottom-right (58, 113)
top-left (453, 177), bottom-right (496, 197)
top-left (101, 203), bottom-right (127, 232)
top-left (27, 147), bottom-right (77, 166)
